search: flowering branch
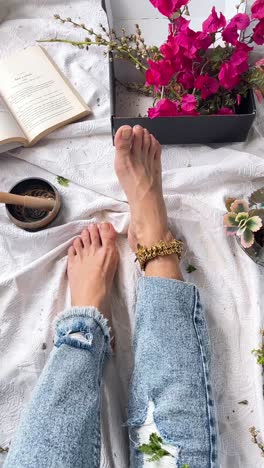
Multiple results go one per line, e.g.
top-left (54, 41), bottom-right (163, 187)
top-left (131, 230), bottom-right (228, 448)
top-left (38, 15), bottom-right (155, 73)
top-left (39, 0), bottom-right (264, 117)
top-left (249, 427), bottom-right (264, 457)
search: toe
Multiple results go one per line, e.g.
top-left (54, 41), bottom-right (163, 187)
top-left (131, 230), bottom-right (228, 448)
top-left (149, 134), bottom-right (159, 159)
top-left (142, 129), bottom-right (151, 156)
top-left (73, 238), bottom-right (83, 256)
top-left (114, 126), bottom-right (133, 152)
top-left (68, 246), bottom-right (76, 259)
top-left (99, 223), bottom-right (117, 245)
top-left (154, 140), bottom-right (162, 160)
top-left (81, 228), bottom-right (91, 250)
top-left (89, 224), bottom-right (101, 248)
top-left (132, 125), bottom-right (144, 155)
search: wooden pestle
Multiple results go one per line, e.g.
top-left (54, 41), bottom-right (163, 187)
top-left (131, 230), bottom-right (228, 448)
top-left (0, 192), bottom-right (55, 211)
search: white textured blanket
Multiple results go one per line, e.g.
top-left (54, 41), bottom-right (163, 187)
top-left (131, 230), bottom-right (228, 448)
top-left (0, 1), bottom-right (264, 467)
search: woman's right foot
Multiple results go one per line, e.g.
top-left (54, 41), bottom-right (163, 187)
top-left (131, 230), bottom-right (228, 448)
top-left (114, 125), bottom-right (183, 280)
top-left (114, 125), bottom-right (171, 250)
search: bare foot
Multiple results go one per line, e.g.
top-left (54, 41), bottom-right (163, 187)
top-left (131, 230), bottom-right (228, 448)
top-left (114, 125), bottom-right (182, 280)
top-left (67, 223), bottom-right (119, 316)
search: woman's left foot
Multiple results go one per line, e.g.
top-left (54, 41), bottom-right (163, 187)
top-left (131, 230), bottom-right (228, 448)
top-left (67, 224), bottom-right (119, 316)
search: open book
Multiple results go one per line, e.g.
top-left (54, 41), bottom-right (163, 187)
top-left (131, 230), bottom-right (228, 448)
top-left (0, 46), bottom-right (90, 152)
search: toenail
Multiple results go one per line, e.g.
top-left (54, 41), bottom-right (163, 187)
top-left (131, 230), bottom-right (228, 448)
top-left (122, 127), bottom-right (132, 139)
top-left (134, 125), bottom-right (142, 130)
top-left (100, 223), bottom-right (110, 231)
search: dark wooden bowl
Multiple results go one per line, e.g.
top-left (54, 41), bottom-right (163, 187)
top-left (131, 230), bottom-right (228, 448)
top-left (6, 178), bottom-right (61, 231)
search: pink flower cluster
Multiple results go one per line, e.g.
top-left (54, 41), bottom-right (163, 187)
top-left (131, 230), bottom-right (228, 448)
top-left (148, 94), bottom-right (198, 118)
top-left (146, 0), bottom-right (264, 118)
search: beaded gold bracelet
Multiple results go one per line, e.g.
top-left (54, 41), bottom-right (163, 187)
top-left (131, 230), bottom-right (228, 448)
top-left (135, 239), bottom-right (184, 271)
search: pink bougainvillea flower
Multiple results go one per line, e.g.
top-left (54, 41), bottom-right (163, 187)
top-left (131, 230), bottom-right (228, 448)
top-left (146, 59), bottom-right (175, 89)
top-left (169, 16), bottom-right (190, 34)
top-left (222, 23), bottom-right (239, 44)
top-left (181, 94), bottom-right (197, 113)
top-left (160, 36), bottom-right (193, 72)
top-left (236, 41), bottom-right (254, 52)
top-left (230, 13), bottom-right (250, 30)
top-left (230, 49), bottom-right (250, 74)
top-left (148, 98), bottom-right (179, 118)
top-left (217, 107), bottom-right (235, 114)
top-left (177, 70), bottom-right (195, 89)
top-left (195, 74), bottom-right (220, 99)
top-left (173, 28), bottom-right (199, 59)
top-left (219, 62), bottom-right (241, 89)
top-left (194, 31), bottom-right (213, 51)
top-left (251, 0), bottom-right (264, 20)
top-left (255, 89), bottom-right (264, 102)
top-left (202, 7), bottom-right (226, 33)
top-left (253, 19), bottom-right (264, 45)
top-left (149, 0), bottom-right (189, 18)
top-left (160, 41), bottom-right (180, 60)
top-left (222, 14), bottom-right (250, 44)
top-left (256, 58), bottom-right (264, 66)
top-left (237, 95), bottom-right (242, 106)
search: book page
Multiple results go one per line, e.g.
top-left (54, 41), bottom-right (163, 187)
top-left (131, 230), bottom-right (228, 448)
top-left (0, 96), bottom-right (26, 145)
top-left (0, 46), bottom-right (89, 142)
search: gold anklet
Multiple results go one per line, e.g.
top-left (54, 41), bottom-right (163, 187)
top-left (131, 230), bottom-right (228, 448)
top-left (135, 239), bottom-right (184, 271)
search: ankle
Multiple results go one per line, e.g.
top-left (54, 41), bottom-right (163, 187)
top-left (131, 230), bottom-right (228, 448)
top-left (135, 229), bottom-right (173, 250)
top-left (144, 254), bottom-right (183, 280)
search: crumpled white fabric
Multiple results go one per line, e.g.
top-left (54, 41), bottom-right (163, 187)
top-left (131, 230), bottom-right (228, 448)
top-left (0, 1), bottom-right (264, 467)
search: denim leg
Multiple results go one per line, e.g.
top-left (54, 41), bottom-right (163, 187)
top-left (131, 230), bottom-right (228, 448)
top-left (4, 307), bottom-right (111, 468)
top-left (128, 277), bottom-right (218, 468)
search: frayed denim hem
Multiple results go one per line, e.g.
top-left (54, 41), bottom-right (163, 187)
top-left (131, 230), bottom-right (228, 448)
top-left (54, 307), bottom-right (112, 355)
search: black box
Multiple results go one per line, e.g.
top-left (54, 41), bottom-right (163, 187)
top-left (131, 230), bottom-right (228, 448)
top-left (102, 0), bottom-right (257, 145)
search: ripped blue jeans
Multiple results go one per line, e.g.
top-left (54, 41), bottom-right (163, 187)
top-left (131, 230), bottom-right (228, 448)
top-left (4, 278), bottom-right (219, 468)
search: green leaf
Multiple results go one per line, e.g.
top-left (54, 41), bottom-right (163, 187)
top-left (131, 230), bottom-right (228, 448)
top-left (230, 199), bottom-right (249, 214)
top-left (149, 432), bottom-right (163, 447)
top-left (236, 212), bottom-right (249, 224)
top-left (138, 432), bottom-right (174, 463)
top-left (239, 228), bottom-right (254, 248)
top-left (224, 213), bottom-right (239, 227)
top-left (225, 198), bottom-right (236, 211)
top-left (249, 188), bottom-right (264, 206)
top-left (210, 45), bottom-right (229, 64)
top-left (245, 67), bottom-right (264, 94)
top-left (56, 175), bottom-right (70, 187)
top-left (181, 465), bottom-right (191, 468)
top-left (248, 209), bottom-right (264, 226)
top-left (252, 348), bottom-right (264, 366)
top-left (138, 444), bottom-right (154, 455)
top-left (186, 264), bottom-right (197, 273)
top-left (246, 216), bottom-right (262, 232)
top-left (226, 227), bottom-right (238, 235)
